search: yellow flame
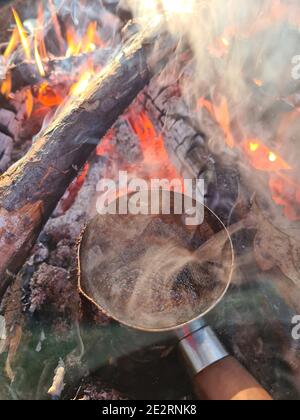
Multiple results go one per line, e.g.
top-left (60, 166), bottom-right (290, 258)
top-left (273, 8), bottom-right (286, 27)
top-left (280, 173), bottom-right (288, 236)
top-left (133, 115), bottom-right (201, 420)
top-left (25, 88), bottom-right (34, 118)
top-left (249, 142), bottom-right (259, 152)
top-left (70, 66), bottom-right (94, 96)
top-left (82, 22), bottom-right (98, 53)
top-left (34, 31), bottom-right (46, 77)
top-left (3, 27), bottom-right (19, 59)
top-left (12, 8), bottom-right (31, 61)
top-left (66, 27), bottom-right (82, 57)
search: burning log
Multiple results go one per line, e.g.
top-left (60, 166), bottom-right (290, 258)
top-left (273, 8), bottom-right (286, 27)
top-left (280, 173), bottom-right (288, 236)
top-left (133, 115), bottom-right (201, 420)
top-left (0, 20), bottom-right (174, 301)
top-left (6, 48), bottom-right (113, 92)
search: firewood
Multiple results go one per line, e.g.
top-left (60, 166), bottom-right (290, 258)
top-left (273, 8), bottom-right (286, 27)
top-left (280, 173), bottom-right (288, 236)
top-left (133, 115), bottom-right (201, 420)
top-left (6, 48), bottom-right (113, 92)
top-left (0, 20), bottom-right (174, 301)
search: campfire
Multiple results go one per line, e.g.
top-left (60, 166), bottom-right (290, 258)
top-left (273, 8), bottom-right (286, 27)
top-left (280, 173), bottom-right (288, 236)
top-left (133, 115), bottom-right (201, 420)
top-left (0, 0), bottom-right (300, 401)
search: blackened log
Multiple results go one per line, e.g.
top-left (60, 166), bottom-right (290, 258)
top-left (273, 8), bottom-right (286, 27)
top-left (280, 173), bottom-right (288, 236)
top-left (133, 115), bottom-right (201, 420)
top-left (0, 21), bottom-right (173, 301)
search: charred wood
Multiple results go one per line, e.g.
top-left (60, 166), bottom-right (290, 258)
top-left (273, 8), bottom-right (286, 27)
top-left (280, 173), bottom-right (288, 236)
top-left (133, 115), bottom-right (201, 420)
top-left (0, 21), bottom-right (175, 301)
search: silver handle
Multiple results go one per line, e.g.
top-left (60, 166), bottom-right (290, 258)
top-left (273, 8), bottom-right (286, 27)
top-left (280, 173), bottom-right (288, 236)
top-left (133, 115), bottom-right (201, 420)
top-left (177, 320), bottom-right (229, 377)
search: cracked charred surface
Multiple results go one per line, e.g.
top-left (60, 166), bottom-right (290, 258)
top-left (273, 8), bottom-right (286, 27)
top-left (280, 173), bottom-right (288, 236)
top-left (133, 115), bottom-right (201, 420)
top-left (139, 58), bottom-right (240, 224)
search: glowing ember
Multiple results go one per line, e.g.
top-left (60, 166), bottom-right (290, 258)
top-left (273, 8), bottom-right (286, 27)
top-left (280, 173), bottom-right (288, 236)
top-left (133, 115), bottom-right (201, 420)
top-left (269, 175), bottom-right (300, 221)
top-left (59, 163), bottom-right (90, 214)
top-left (244, 140), bottom-right (291, 172)
top-left (254, 79), bottom-right (263, 88)
top-left (37, 82), bottom-right (64, 107)
top-left (198, 92), bottom-right (296, 217)
top-left (96, 130), bottom-right (115, 157)
top-left (268, 152), bottom-right (277, 163)
top-left (249, 142), bottom-right (259, 152)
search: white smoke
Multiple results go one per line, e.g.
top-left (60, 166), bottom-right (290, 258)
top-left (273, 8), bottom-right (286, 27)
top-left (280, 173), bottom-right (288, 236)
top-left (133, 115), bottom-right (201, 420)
top-left (124, 0), bottom-right (300, 223)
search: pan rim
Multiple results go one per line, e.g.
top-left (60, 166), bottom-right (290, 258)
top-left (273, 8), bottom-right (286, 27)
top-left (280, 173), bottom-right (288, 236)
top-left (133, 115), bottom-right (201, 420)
top-left (77, 192), bottom-right (235, 333)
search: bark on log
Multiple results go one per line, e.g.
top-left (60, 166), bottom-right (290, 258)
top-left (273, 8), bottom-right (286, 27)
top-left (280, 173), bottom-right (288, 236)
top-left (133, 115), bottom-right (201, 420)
top-left (0, 20), bottom-right (172, 300)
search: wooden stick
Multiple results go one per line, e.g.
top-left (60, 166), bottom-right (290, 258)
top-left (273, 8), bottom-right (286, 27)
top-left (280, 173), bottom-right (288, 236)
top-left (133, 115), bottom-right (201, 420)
top-left (0, 20), bottom-right (173, 300)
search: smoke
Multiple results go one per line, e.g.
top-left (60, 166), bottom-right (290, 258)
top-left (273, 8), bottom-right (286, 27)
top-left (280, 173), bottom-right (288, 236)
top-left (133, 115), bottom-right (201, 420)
top-left (124, 0), bottom-right (300, 223)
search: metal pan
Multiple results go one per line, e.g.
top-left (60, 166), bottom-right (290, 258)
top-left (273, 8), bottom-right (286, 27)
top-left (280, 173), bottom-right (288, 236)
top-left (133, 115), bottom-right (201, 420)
top-left (78, 190), bottom-right (234, 332)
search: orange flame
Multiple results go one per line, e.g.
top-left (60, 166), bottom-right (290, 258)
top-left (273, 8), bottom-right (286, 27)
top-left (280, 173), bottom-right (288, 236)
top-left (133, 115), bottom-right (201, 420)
top-left (66, 21), bottom-right (103, 58)
top-left (197, 93), bottom-right (296, 218)
top-left (25, 88), bottom-right (34, 118)
top-left (12, 8), bottom-right (31, 61)
top-left (198, 96), bottom-right (235, 148)
top-left (243, 140), bottom-right (291, 172)
top-left (37, 81), bottom-right (64, 107)
top-left (82, 21), bottom-right (103, 53)
top-left (0, 72), bottom-right (12, 98)
top-left (66, 26), bottom-right (82, 57)
top-left (59, 163), bottom-right (90, 214)
top-left (269, 174), bottom-right (300, 221)
top-left (128, 110), bottom-right (183, 183)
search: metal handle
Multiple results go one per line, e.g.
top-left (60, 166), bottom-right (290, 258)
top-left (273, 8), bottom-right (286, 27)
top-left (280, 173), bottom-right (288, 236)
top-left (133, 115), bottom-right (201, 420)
top-left (177, 322), bottom-right (229, 377)
top-left (177, 319), bottom-right (272, 400)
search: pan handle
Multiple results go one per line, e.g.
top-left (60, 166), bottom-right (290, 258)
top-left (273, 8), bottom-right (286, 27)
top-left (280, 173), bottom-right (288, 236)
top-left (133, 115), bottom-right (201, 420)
top-left (193, 356), bottom-right (272, 401)
top-left (178, 324), bottom-right (272, 401)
